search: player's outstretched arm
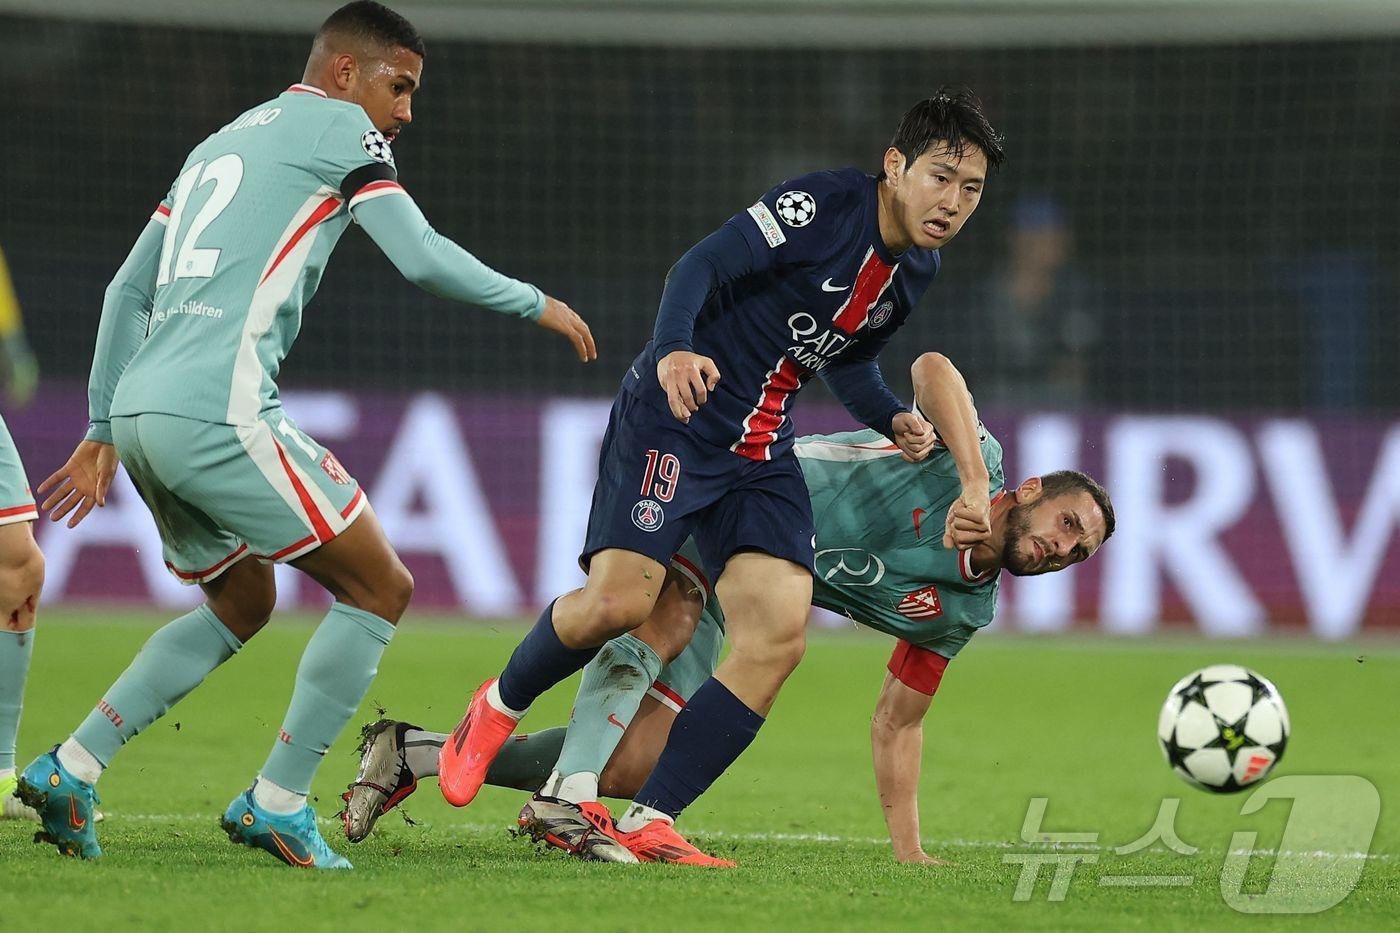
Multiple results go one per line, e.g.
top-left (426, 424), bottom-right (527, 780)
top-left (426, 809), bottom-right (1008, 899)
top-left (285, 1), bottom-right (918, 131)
top-left (911, 352), bottom-right (991, 548)
top-left (87, 219), bottom-right (165, 446)
top-left (41, 217), bottom-right (163, 528)
top-left (870, 670), bottom-right (950, 866)
top-left (353, 194), bottom-right (595, 362)
top-left (819, 355), bottom-right (926, 454)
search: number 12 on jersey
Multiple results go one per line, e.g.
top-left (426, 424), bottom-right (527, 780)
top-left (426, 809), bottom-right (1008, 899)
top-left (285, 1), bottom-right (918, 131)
top-left (156, 154), bottom-right (244, 286)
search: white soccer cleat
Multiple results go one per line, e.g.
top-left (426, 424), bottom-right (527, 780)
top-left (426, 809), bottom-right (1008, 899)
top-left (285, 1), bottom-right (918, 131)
top-left (341, 719), bottom-right (420, 843)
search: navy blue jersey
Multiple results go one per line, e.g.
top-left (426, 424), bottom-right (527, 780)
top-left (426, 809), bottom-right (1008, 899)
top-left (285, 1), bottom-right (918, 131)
top-left (623, 168), bottom-right (941, 461)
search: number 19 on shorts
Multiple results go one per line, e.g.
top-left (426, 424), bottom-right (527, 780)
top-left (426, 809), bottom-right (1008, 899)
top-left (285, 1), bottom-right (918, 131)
top-left (640, 449), bottom-right (681, 503)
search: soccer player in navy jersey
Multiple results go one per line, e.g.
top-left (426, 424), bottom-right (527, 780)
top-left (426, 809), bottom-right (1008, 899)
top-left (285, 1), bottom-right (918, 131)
top-left (440, 88), bottom-right (1005, 863)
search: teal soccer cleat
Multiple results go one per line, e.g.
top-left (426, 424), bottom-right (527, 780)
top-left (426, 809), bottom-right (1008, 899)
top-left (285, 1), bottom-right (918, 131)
top-left (221, 786), bottom-right (352, 869)
top-left (16, 747), bottom-right (103, 859)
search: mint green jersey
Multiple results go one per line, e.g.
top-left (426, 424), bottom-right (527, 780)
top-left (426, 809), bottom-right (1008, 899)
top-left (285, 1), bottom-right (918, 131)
top-left (109, 85), bottom-right (416, 425)
top-left (794, 425), bottom-right (1005, 659)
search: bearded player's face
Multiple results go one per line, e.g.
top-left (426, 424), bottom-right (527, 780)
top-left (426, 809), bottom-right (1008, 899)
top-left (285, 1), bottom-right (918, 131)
top-left (885, 143), bottom-right (988, 251)
top-left (353, 46), bottom-right (422, 143)
top-left (1001, 490), bottom-right (1106, 577)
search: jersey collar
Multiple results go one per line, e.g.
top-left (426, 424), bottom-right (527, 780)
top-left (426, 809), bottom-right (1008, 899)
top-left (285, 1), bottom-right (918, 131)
top-left (286, 83), bottom-right (328, 98)
top-left (867, 175), bottom-right (899, 265)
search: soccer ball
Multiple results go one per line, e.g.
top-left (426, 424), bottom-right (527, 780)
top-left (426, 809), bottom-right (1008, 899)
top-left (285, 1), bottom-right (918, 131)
top-left (1157, 664), bottom-right (1289, 793)
top-left (774, 190), bottom-right (816, 227)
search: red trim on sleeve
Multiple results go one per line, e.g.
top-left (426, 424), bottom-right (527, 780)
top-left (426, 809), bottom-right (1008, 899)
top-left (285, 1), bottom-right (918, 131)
top-left (155, 204), bottom-right (171, 217)
top-left (887, 640), bottom-right (949, 696)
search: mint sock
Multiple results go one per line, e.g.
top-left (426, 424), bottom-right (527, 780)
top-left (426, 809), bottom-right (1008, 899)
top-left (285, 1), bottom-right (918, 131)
top-left (484, 728), bottom-right (567, 790)
top-left (398, 727), bottom-right (567, 790)
top-left (260, 603), bottom-right (395, 795)
top-left (552, 633), bottom-right (662, 789)
top-left (72, 605), bottom-right (241, 766)
top-left (0, 628), bottom-right (35, 771)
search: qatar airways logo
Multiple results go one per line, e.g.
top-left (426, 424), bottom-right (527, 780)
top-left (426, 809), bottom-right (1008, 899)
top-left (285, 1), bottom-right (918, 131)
top-left (785, 311), bottom-right (855, 372)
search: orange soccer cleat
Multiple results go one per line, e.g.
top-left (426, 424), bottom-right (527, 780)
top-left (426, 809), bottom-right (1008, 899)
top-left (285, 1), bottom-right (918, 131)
top-left (438, 678), bottom-right (521, 807)
top-left (615, 818), bottom-right (737, 867)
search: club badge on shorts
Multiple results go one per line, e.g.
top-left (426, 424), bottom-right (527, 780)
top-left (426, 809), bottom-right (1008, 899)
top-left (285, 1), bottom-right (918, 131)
top-left (632, 498), bottom-right (665, 532)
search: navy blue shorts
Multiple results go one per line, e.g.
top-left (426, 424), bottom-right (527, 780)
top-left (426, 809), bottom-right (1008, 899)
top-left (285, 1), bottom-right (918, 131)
top-left (581, 390), bottom-right (815, 581)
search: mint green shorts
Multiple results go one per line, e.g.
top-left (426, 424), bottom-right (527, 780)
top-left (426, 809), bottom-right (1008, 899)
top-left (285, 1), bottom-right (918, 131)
top-left (648, 537), bottom-right (726, 710)
top-left (112, 410), bottom-right (365, 584)
top-left (0, 414), bottom-right (36, 526)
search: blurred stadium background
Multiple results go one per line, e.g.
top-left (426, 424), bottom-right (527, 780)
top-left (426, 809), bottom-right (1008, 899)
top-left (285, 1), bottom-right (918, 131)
top-left (1, 0), bottom-right (1398, 639)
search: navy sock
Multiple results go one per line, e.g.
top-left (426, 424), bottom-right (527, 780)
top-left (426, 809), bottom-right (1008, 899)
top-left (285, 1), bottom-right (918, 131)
top-left (633, 677), bottom-right (764, 819)
top-left (497, 600), bottom-right (600, 713)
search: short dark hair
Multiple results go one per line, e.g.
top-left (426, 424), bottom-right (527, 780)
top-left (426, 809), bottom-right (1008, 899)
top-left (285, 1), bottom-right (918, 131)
top-left (1039, 470), bottom-right (1115, 542)
top-left (886, 85), bottom-right (1005, 176)
top-left (318, 1), bottom-right (425, 58)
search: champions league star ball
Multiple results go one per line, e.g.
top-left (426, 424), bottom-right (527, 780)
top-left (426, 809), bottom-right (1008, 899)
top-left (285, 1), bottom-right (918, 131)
top-left (774, 190), bottom-right (816, 227)
top-left (1157, 664), bottom-right (1289, 793)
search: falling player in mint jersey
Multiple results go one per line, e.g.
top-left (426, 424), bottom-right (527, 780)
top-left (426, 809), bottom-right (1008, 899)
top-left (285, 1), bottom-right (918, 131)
top-left (438, 87), bottom-right (1004, 865)
top-left (345, 352), bottom-right (1114, 864)
top-left (19, 2), bottom-right (594, 867)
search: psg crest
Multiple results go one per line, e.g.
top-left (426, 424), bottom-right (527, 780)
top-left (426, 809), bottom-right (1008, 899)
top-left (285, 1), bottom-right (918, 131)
top-left (632, 498), bottom-right (665, 532)
top-left (361, 129), bottom-right (395, 165)
top-left (775, 190), bottom-right (816, 227)
top-left (869, 300), bottom-right (894, 328)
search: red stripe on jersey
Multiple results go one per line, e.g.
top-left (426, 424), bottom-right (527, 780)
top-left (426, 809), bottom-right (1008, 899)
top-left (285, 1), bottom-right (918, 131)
top-left (271, 438), bottom-right (335, 543)
top-left (733, 356), bottom-right (803, 462)
top-left (831, 247), bottom-right (896, 334)
top-left (649, 681), bottom-right (686, 709)
top-left (154, 204), bottom-right (171, 217)
top-left (887, 640), bottom-right (949, 697)
top-left (259, 196), bottom-right (341, 286)
top-left (286, 83), bottom-right (328, 98)
top-left (165, 544), bottom-right (249, 581)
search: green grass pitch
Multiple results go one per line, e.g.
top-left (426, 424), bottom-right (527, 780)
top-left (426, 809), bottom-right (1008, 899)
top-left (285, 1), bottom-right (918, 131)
top-left (2, 612), bottom-right (1396, 931)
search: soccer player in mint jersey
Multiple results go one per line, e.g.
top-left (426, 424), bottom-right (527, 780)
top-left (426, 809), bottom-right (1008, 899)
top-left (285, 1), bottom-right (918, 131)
top-left (19, 2), bottom-right (593, 866)
top-left (438, 88), bottom-right (1004, 863)
top-left (346, 352), bottom-right (1114, 864)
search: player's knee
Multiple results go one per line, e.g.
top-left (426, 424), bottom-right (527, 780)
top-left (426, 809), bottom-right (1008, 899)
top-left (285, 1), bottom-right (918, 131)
top-left (636, 600), bottom-right (701, 664)
top-left (362, 562), bottom-right (414, 624)
top-left (213, 586), bottom-right (277, 642)
top-left (574, 589), bottom-right (650, 642)
top-left (734, 625), bottom-right (806, 678)
top-left (768, 630), bottom-right (807, 677)
top-left (387, 562), bottom-right (415, 616)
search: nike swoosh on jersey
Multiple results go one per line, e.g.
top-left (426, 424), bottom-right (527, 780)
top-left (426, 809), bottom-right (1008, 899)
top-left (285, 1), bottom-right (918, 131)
top-left (821, 278), bottom-right (850, 292)
top-left (912, 508), bottom-right (926, 539)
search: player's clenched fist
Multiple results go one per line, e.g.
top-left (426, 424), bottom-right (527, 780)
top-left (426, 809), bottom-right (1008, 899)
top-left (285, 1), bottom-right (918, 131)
top-left (657, 350), bottom-right (721, 424)
top-left (535, 295), bottom-right (597, 363)
top-left (942, 484), bottom-right (991, 551)
top-left (891, 411), bottom-right (936, 463)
